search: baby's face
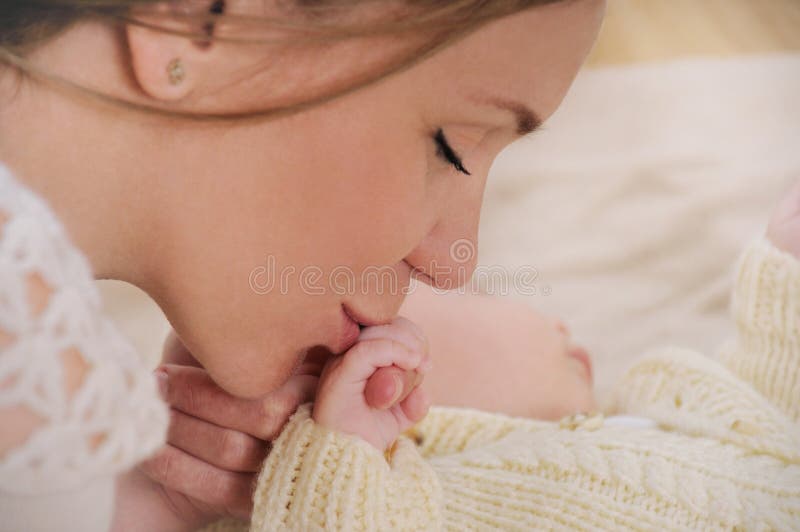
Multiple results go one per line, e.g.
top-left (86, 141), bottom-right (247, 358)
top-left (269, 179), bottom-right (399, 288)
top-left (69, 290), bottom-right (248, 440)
top-left (514, 310), bottom-right (597, 420)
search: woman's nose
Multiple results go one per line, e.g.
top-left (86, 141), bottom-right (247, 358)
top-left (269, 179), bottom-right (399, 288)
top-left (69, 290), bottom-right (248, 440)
top-left (404, 166), bottom-right (487, 290)
top-left (403, 230), bottom-right (479, 291)
top-left (554, 319), bottom-right (571, 337)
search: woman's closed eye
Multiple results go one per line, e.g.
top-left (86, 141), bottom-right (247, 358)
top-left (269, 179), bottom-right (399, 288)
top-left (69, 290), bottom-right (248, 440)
top-left (433, 128), bottom-right (471, 176)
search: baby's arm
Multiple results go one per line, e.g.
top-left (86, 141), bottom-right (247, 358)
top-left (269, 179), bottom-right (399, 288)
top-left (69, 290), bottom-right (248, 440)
top-left (250, 317), bottom-right (445, 531)
top-left (718, 180), bottom-right (800, 423)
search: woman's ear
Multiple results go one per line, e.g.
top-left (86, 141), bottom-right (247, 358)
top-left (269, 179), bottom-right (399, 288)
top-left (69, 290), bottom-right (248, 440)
top-left (126, 1), bottom-right (224, 102)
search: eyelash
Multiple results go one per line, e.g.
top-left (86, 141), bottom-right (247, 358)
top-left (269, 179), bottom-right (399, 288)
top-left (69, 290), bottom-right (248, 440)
top-left (434, 128), bottom-right (471, 176)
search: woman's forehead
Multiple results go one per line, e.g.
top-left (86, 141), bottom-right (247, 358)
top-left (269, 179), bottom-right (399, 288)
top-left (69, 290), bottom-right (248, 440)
top-left (390, 0), bottom-right (604, 125)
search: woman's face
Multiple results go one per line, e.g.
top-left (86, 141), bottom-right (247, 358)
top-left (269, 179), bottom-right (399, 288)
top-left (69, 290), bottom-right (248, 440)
top-left (153, 0), bottom-right (605, 398)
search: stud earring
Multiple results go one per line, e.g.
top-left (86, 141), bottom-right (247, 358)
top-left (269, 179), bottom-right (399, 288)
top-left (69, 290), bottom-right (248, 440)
top-left (167, 58), bottom-right (186, 85)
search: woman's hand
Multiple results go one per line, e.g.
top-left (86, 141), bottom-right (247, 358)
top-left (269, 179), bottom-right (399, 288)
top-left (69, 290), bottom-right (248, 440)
top-left (140, 363), bottom-right (318, 524)
top-left (117, 330), bottom-right (420, 531)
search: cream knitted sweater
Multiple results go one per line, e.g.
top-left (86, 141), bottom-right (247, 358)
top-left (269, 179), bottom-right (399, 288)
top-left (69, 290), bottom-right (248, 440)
top-left (207, 238), bottom-right (800, 531)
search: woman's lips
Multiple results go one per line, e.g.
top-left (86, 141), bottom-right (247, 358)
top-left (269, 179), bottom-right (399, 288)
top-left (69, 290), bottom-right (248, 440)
top-left (338, 304), bottom-right (390, 354)
top-left (342, 304), bottom-right (384, 328)
top-left (567, 346), bottom-right (593, 383)
top-left (338, 306), bottom-right (362, 354)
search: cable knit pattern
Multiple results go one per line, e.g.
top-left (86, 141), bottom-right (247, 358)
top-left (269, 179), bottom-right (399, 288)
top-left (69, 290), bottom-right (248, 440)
top-left (0, 163), bottom-right (168, 494)
top-left (202, 237), bottom-right (800, 532)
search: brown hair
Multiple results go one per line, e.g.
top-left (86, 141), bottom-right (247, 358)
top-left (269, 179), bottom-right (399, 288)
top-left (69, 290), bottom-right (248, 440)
top-left (0, 1), bottom-right (564, 122)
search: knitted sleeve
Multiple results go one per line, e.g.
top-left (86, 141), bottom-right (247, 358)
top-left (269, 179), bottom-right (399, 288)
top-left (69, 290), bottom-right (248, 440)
top-left (250, 403), bottom-right (443, 531)
top-left (605, 239), bottom-right (800, 461)
top-left (0, 165), bottom-right (168, 526)
top-left (717, 238), bottom-right (800, 423)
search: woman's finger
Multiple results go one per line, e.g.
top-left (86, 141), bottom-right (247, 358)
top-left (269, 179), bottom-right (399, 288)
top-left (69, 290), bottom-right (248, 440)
top-left (138, 444), bottom-right (254, 520)
top-left (166, 408), bottom-right (269, 473)
top-left (157, 364), bottom-right (317, 440)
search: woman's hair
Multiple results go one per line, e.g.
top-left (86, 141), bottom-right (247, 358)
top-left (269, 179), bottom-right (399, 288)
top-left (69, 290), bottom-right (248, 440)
top-left (0, 1), bottom-right (564, 121)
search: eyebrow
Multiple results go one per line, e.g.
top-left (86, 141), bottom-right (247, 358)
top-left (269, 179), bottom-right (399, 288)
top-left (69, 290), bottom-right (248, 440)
top-left (470, 95), bottom-right (543, 137)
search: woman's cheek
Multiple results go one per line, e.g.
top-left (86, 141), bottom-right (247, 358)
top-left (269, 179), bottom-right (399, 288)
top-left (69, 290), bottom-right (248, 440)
top-left (350, 170), bottom-right (434, 264)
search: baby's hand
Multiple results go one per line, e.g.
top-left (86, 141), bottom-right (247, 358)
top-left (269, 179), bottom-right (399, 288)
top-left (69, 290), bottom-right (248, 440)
top-left (313, 317), bottom-right (432, 452)
top-left (768, 180), bottom-right (800, 258)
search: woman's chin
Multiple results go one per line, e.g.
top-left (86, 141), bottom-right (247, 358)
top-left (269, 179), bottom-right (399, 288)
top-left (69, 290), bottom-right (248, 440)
top-left (205, 349), bottom-right (302, 399)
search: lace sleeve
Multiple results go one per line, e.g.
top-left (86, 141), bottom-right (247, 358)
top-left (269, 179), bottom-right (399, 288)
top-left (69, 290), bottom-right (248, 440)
top-left (0, 164), bottom-right (168, 495)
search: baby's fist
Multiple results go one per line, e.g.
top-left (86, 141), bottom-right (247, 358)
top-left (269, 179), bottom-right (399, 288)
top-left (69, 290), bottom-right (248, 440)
top-left (768, 180), bottom-right (800, 258)
top-left (313, 317), bottom-right (432, 451)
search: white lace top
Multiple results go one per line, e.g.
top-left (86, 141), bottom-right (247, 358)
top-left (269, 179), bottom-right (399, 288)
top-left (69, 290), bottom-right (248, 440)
top-left (0, 163), bottom-right (168, 527)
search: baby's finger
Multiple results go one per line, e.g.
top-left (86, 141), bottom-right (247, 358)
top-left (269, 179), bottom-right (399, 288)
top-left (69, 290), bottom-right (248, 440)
top-left (418, 349), bottom-right (433, 375)
top-left (399, 385), bottom-right (431, 425)
top-left (771, 179), bottom-right (800, 224)
top-left (358, 316), bottom-right (428, 355)
top-left (767, 180), bottom-right (800, 256)
top-left (341, 338), bottom-right (422, 383)
top-left (365, 366), bottom-right (418, 409)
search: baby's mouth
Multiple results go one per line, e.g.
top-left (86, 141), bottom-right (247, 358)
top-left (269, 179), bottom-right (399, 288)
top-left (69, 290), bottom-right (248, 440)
top-left (567, 345), bottom-right (593, 383)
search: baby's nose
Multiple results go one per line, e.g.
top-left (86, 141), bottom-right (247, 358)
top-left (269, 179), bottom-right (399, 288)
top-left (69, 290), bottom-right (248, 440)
top-left (554, 319), bottom-right (570, 337)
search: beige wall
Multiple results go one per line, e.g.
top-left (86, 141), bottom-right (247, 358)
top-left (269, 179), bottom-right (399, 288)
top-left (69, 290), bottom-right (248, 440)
top-left (588, 0), bottom-right (800, 65)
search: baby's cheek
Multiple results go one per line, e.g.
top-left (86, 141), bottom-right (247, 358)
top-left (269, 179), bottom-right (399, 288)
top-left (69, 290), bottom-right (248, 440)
top-left (574, 385), bottom-right (597, 414)
top-left (561, 368), bottom-right (596, 414)
top-left (538, 371), bottom-right (596, 420)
